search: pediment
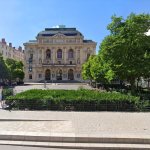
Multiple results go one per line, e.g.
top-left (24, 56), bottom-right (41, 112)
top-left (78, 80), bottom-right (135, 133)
top-left (53, 33), bottom-right (66, 38)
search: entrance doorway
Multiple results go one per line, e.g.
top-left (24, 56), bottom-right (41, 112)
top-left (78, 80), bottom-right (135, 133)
top-left (45, 69), bottom-right (51, 80)
top-left (56, 70), bottom-right (62, 80)
top-left (68, 69), bottom-right (74, 80)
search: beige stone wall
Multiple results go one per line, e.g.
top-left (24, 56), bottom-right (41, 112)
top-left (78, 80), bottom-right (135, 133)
top-left (0, 39), bottom-right (24, 62)
top-left (24, 30), bottom-right (96, 82)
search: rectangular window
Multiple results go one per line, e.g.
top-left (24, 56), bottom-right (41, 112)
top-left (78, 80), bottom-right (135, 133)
top-left (39, 74), bottom-right (42, 78)
top-left (70, 61), bottom-right (72, 65)
top-left (57, 50), bottom-right (62, 59)
top-left (30, 54), bottom-right (33, 59)
top-left (68, 52), bottom-right (73, 58)
top-left (77, 74), bottom-right (80, 78)
top-left (29, 74), bottom-right (32, 79)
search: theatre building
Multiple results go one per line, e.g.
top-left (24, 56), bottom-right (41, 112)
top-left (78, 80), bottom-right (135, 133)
top-left (24, 26), bottom-right (96, 82)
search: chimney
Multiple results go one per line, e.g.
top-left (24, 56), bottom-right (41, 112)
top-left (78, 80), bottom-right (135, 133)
top-left (9, 43), bottom-right (12, 47)
top-left (18, 46), bottom-right (22, 51)
top-left (2, 38), bottom-right (6, 44)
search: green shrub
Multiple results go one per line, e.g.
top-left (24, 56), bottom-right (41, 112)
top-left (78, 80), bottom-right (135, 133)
top-left (2, 88), bottom-right (13, 99)
top-left (6, 89), bottom-right (141, 111)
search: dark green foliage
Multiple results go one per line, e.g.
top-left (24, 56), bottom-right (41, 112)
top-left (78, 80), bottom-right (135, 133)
top-left (6, 89), bottom-right (142, 111)
top-left (2, 88), bottom-right (13, 99)
top-left (0, 54), bottom-right (9, 80)
top-left (0, 55), bottom-right (24, 85)
top-left (82, 13), bottom-right (150, 95)
top-left (100, 13), bottom-right (150, 93)
top-left (5, 58), bottom-right (24, 81)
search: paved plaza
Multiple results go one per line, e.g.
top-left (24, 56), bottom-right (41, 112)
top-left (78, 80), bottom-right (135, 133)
top-left (13, 83), bottom-right (92, 94)
top-left (0, 110), bottom-right (149, 136)
top-left (0, 145), bottom-right (80, 150)
top-left (0, 84), bottom-right (150, 149)
top-left (0, 110), bottom-right (149, 149)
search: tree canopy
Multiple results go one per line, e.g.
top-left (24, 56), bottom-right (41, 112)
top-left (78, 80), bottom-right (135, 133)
top-left (0, 54), bottom-right (9, 81)
top-left (100, 13), bottom-right (150, 91)
top-left (82, 13), bottom-right (150, 93)
top-left (5, 58), bottom-right (24, 81)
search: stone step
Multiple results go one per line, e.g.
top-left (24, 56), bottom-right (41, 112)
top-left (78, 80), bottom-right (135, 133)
top-left (0, 140), bottom-right (150, 149)
top-left (0, 132), bottom-right (150, 144)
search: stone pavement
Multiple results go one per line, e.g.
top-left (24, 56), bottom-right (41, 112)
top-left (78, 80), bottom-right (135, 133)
top-left (0, 111), bottom-right (149, 135)
top-left (0, 145), bottom-right (81, 150)
top-left (0, 111), bottom-right (149, 149)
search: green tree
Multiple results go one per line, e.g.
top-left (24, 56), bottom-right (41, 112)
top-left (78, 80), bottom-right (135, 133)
top-left (13, 69), bottom-right (24, 81)
top-left (0, 54), bottom-right (9, 82)
top-left (99, 13), bottom-right (150, 93)
top-left (5, 58), bottom-right (24, 82)
top-left (82, 55), bottom-right (95, 82)
top-left (90, 55), bottom-right (114, 83)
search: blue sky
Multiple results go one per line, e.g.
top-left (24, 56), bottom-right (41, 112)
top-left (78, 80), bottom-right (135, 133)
top-left (0, 0), bottom-right (149, 52)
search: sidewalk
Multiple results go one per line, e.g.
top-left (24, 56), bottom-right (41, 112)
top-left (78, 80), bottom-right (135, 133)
top-left (0, 111), bottom-right (149, 135)
top-left (0, 111), bottom-right (149, 149)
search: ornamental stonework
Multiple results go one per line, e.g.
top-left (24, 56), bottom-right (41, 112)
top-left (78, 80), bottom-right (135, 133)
top-left (24, 26), bottom-right (96, 82)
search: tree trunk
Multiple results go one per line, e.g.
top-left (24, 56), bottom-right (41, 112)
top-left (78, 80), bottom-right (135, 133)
top-left (130, 78), bottom-right (136, 95)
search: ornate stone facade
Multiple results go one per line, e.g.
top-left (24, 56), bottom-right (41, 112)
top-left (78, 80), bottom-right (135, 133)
top-left (0, 38), bottom-right (24, 61)
top-left (24, 26), bottom-right (96, 82)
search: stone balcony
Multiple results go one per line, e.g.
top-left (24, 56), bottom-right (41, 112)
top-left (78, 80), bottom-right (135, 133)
top-left (42, 63), bottom-right (76, 67)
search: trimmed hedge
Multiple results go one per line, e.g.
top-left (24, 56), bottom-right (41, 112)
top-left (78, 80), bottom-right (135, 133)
top-left (6, 89), bottom-right (141, 111)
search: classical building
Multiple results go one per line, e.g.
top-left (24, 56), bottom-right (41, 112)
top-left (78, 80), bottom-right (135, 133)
top-left (24, 26), bottom-right (96, 82)
top-left (0, 38), bottom-right (24, 62)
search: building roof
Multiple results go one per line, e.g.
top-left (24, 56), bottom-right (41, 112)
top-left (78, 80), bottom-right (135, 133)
top-left (83, 40), bottom-right (94, 43)
top-left (37, 27), bottom-right (83, 37)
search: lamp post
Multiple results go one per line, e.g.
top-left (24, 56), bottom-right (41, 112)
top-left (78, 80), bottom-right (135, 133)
top-left (44, 80), bottom-right (46, 88)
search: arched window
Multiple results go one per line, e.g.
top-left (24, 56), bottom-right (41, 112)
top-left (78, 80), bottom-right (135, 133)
top-left (46, 49), bottom-right (51, 59)
top-left (56, 69), bottom-right (62, 80)
top-left (57, 49), bottom-right (62, 59)
top-left (68, 49), bottom-right (73, 58)
top-left (68, 69), bottom-right (74, 80)
top-left (45, 69), bottom-right (51, 80)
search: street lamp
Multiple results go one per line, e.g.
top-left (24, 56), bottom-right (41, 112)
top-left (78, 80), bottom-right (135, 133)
top-left (44, 80), bottom-right (46, 88)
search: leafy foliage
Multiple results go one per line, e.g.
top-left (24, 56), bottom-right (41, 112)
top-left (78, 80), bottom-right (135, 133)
top-left (82, 55), bottom-right (95, 81)
top-left (0, 54), bottom-right (9, 80)
top-left (6, 89), bottom-right (141, 111)
top-left (100, 13), bottom-right (150, 93)
top-left (2, 88), bottom-right (13, 99)
top-left (5, 58), bottom-right (24, 81)
top-left (82, 13), bottom-right (150, 94)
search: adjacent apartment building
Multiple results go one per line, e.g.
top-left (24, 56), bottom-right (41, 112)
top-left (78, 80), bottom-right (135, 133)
top-left (0, 38), bottom-right (24, 62)
top-left (24, 26), bottom-right (96, 82)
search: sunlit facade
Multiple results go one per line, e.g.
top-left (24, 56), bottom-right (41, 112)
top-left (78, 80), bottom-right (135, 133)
top-left (24, 26), bottom-right (96, 82)
top-left (0, 38), bottom-right (24, 62)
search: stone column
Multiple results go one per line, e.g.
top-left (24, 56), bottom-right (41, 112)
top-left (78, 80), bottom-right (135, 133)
top-left (64, 47), bottom-right (66, 64)
top-left (75, 47), bottom-right (78, 64)
top-left (42, 48), bottom-right (44, 63)
top-left (53, 47), bottom-right (56, 64)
